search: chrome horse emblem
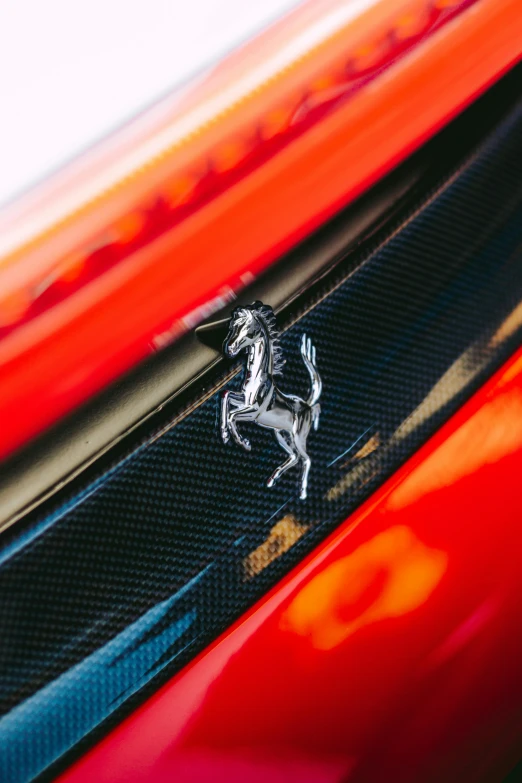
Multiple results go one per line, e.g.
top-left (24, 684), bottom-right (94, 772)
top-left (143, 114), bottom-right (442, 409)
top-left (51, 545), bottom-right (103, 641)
top-left (221, 302), bottom-right (321, 499)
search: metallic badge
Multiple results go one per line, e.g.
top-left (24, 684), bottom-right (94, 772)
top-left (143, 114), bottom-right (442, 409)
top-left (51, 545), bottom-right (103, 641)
top-left (220, 302), bottom-right (321, 499)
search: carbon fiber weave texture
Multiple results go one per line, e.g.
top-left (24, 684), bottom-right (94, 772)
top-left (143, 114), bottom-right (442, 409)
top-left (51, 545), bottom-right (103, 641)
top-left (3, 96), bottom-right (522, 782)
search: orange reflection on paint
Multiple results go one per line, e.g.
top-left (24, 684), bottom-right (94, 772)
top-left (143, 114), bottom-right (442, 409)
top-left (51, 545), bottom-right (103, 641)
top-left (111, 212), bottom-right (147, 245)
top-left (388, 384), bottom-right (522, 512)
top-left (212, 139), bottom-right (251, 174)
top-left (163, 173), bottom-right (198, 208)
top-left (259, 105), bottom-right (295, 140)
top-left (281, 526), bottom-right (447, 650)
top-left (57, 250), bottom-right (88, 283)
top-left (394, 10), bottom-right (430, 40)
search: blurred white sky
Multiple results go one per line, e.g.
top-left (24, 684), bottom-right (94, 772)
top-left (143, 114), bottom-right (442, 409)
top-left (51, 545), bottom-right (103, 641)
top-left (0, 0), bottom-right (301, 206)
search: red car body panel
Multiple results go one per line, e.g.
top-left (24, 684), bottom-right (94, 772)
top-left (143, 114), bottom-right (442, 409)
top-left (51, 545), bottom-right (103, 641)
top-left (0, 0), bottom-right (521, 458)
top-left (58, 346), bottom-right (522, 783)
top-left (2, 2), bottom-right (522, 780)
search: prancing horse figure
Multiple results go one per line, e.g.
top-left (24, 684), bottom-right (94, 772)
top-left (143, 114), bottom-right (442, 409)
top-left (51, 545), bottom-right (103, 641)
top-left (221, 302), bottom-right (322, 500)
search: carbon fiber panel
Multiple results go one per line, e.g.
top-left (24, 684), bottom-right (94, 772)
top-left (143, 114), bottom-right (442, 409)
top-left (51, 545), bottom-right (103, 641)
top-left (3, 94), bottom-right (522, 782)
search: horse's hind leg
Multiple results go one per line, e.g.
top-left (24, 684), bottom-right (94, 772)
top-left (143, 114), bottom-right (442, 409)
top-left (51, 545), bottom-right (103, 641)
top-left (221, 391), bottom-right (231, 443)
top-left (298, 453), bottom-right (311, 500)
top-left (293, 418), bottom-right (312, 500)
top-left (267, 431), bottom-right (298, 488)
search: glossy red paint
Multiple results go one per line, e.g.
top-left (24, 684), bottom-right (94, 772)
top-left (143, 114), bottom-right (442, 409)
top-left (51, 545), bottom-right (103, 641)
top-left (59, 347), bottom-right (522, 783)
top-left (1, 0), bottom-right (521, 458)
top-left (0, 0), bottom-right (480, 344)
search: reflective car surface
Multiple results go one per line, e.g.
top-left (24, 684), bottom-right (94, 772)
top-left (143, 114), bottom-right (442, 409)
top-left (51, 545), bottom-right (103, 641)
top-left (1, 2), bottom-right (522, 782)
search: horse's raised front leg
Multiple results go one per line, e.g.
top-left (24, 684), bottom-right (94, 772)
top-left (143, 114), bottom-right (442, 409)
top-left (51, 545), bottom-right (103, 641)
top-left (267, 431), bottom-right (298, 488)
top-left (228, 403), bottom-right (258, 452)
top-left (221, 391), bottom-right (243, 444)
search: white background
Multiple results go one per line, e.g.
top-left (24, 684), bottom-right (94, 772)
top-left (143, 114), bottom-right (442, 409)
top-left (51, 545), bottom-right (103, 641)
top-left (0, 0), bottom-right (301, 206)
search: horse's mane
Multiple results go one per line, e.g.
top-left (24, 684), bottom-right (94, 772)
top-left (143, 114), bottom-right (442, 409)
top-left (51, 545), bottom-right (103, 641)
top-left (234, 302), bottom-right (285, 376)
top-left (253, 303), bottom-right (285, 376)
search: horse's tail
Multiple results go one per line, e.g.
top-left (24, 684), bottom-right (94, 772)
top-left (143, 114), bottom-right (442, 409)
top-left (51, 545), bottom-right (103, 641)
top-left (301, 334), bottom-right (322, 422)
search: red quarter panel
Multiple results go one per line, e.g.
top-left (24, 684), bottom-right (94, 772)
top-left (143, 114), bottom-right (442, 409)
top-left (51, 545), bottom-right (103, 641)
top-left (57, 347), bottom-right (522, 783)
